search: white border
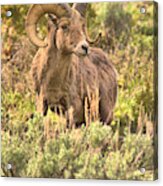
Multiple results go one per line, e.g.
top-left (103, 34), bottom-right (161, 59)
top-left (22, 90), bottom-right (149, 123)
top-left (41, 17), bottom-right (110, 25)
top-left (0, 0), bottom-right (155, 5)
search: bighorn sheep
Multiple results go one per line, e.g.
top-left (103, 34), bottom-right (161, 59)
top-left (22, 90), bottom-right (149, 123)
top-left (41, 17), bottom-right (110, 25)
top-left (26, 3), bottom-right (117, 125)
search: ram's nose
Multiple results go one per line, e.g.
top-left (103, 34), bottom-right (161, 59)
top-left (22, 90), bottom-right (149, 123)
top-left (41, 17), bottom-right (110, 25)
top-left (75, 41), bottom-right (89, 56)
top-left (81, 43), bottom-right (89, 54)
top-left (79, 41), bottom-right (89, 55)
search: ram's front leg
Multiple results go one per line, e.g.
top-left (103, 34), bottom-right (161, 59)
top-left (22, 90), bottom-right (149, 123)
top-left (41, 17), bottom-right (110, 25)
top-left (36, 89), bottom-right (48, 116)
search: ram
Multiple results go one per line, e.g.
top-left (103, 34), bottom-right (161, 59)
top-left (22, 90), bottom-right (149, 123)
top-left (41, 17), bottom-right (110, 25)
top-left (26, 3), bottom-right (118, 125)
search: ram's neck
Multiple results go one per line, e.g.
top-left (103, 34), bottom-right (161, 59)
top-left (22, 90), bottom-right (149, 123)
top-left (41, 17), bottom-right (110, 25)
top-left (55, 51), bottom-right (72, 71)
top-left (46, 51), bottom-right (77, 89)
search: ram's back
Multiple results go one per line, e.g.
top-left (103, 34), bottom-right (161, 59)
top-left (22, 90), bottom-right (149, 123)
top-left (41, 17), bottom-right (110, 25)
top-left (89, 47), bottom-right (118, 107)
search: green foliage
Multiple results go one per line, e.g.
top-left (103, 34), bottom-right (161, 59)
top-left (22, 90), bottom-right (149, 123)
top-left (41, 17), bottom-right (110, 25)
top-left (1, 104), bottom-right (154, 179)
top-left (1, 2), bottom-right (157, 180)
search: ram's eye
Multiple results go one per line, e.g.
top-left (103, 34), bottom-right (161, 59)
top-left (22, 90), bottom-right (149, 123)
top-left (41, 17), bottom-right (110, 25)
top-left (61, 25), bottom-right (68, 31)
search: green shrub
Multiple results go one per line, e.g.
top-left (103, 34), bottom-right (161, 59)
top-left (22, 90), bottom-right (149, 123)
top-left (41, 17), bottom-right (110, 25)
top-left (1, 95), bottom-right (155, 180)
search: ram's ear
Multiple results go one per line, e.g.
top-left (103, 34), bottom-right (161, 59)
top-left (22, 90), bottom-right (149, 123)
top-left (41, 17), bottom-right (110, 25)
top-left (47, 14), bottom-right (57, 48)
top-left (72, 3), bottom-right (87, 17)
top-left (48, 14), bottom-right (58, 25)
top-left (47, 14), bottom-right (58, 32)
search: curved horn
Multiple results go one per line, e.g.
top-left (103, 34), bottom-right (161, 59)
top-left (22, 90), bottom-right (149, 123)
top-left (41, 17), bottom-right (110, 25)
top-left (83, 25), bottom-right (102, 45)
top-left (72, 3), bottom-right (87, 17)
top-left (26, 4), bottom-right (71, 47)
top-left (73, 3), bottom-right (101, 45)
top-left (85, 30), bottom-right (102, 45)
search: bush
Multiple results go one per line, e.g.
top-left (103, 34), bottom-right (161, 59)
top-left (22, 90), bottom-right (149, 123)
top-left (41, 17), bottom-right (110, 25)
top-left (1, 100), bottom-right (154, 180)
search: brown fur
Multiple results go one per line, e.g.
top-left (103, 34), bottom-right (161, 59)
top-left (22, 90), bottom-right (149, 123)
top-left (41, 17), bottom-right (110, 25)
top-left (31, 8), bottom-right (117, 125)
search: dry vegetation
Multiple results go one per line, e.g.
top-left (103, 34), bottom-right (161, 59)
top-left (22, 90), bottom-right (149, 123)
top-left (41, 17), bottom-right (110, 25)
top-left (1, 2), bottom-right (158, 180)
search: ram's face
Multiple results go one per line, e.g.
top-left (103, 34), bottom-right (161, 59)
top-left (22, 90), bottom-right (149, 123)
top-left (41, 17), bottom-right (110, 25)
top-left (55, 12), bottom-right (89, 56)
